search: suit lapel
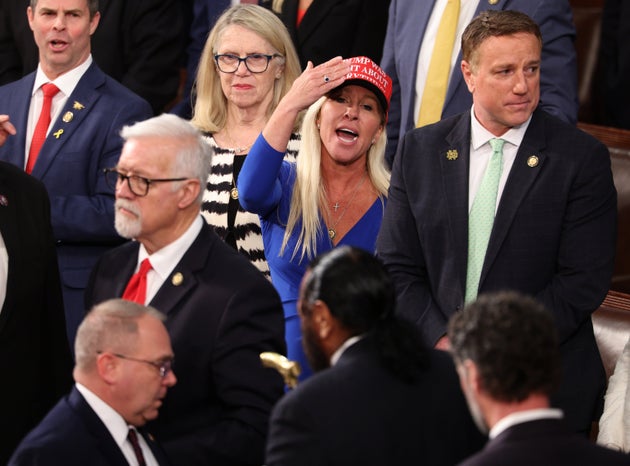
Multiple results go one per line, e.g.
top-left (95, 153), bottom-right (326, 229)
top-left (3, 74), bottom-right (35, 168)
top-left (482, 110), bottom-right (547, 282)
top-left (442, 114), bottom-right (472, 295)
top-left (31, 63), bottom-right (104, 179)
top-left (296, 0), bottom-right (344, 45)
top-left (149, 224), bottom-right (214, 315)
top-left (67, 388), bottom-right (130, 466)
top-left (138, 427), bottom-right (172, 466)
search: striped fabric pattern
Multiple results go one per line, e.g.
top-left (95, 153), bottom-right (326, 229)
top-left (201, 133), bottom-right (300, 277)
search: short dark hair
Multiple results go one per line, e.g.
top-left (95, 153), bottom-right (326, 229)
top-left (302, 246), bottom-right (429, 381)
top-left (461, 10), bottom-right (542, 68)
top-left (448, 291), bottom-right (561, 402)
top-left (30, 0), bottom-right (99, 18)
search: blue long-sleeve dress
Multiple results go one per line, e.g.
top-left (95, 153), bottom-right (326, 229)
top-left (238, 134), bottom-right (385, 380)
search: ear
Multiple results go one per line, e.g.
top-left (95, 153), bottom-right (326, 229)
top-left (27, 6), bottom-right (35, 31)
top-left (96, 352), bottom-right (119, 385)
top-left (177, 179), bottom-right (201, 209)
top-left (89, 11), bottom-right (101, 36)
top-left (460, 359), bottom-right (483, 395)
top-left (311, 300), bottom-right (333, 340)
top-left (461, 60), bottom-right (475, 94)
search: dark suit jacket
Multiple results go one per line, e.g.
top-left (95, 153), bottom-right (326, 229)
top-left (0, 0), bottom-right (184, 114)
top-left (9, 387), bottom-right (171, 466)
top-left (377, 109), bottom-right (617, 433)
top-left (0, 62), bottom-right (152, 344)
top-left (381, 0), bottom-right (579, 163)
top-left (0, 162), bottom-right (73, 465)
top-left (460, 418), bottom-right (630, 466)
top-left (85, 220), bottom-right (286, 466)
top-left (267, 337), bottom-right (486, 466)
top-left (266, 0), bottom-right (391, 70)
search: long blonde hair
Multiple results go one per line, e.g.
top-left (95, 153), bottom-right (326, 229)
top-left (190, 5), bottom-right (301, 133)
top-left (281, 96), bottom-right (390, 261)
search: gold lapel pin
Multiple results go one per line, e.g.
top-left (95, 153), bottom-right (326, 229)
top-left (73, 101), bottom-right (85, 110)
top-left (172, 272), bottom-right (184, 286)
top-left (446, 149), bottom-right (458, 160)
top-left (62, 111), bottom-right (74, 123)
top-left (527, 155), bottom-right (539, 167)
top-left (53, 129), bottom-right (64, 139)
top-left (488, 0), bottom-right (499, 4)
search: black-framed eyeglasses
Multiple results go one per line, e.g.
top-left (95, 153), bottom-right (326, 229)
top-left (98, 351), bottom-right (174, 378)
top-left (214, 53), bottom-right (282, 74)
top-left (103, 168), bottom-right (188, 197)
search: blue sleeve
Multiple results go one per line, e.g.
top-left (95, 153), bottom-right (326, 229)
top-left (238, 134), bottom-right (286, 216)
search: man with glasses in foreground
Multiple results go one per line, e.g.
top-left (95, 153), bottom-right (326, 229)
top-left (85, 113), bottom-right (286, 466)
top-left (9, 299), bottom-right (176, 466)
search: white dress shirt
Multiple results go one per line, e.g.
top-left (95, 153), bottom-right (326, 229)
top-left (25, 55), bottom-right (93, 166)
top-left (75, 383), bottom-right (159, 466)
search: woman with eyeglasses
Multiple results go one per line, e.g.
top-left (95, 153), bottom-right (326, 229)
top-left (191, 5), bottom-right (301, 277)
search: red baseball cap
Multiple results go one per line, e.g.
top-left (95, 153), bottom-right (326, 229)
top-left (341, 56), bottom-right (393, 114)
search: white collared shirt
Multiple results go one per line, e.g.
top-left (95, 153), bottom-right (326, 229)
top-left (490, 408), bottom-right (563, 439)
top-left (414, 0), bottom-right (478, 121)
top-left (135, 215), bottom-right (204, 304)
top-left (25, 55), bottom-right (93, 166)
top-left (468, 107), bottom-right (531, 212)
top-left (75, 383), bottom-right (159, 466)
top-left (330, 335), bottom-right (364, 366)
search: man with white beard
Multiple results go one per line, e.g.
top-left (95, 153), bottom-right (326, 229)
top-left (85, 113), bottom-right (286, 466)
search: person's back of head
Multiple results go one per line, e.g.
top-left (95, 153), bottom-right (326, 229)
top-left (300, 246), bottom-right (428, 380)
top-left (448, 291), bottom-right (561, 403)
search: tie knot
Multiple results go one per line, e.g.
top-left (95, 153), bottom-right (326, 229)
top-left (41, 83), bottom-right (60, 98)
top-left (489, 138), bottom-right (505, 154)
top-left (138, 258), bottom-right (152, 275)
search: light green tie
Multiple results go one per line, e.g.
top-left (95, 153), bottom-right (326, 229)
top-left (465, 138), bottom-right (505, 304)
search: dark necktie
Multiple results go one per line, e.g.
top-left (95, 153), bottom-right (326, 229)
top-left (127, 428), bottom-right (147, 466)
top-left (27, 82), bottom-right (60, 174)
top-left (122, 258), bottom-right (152, 304)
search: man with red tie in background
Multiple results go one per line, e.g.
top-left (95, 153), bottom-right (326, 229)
top-left (0, 0), bottom-right (152, 346)
top-left (85, 113), bottom-right (286, 466)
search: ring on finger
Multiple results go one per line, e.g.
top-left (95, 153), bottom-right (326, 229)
top-left (324, 75), bottom-right (330, 83)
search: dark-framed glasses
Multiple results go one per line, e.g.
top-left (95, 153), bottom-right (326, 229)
top-left (99, 351), bottom-right (174, 378)
top-left (214, 53), bottom-right (282, 74)
top-left (103, 168), bottom-right (188, 197)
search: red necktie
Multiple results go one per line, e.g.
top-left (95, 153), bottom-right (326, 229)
top-left (26, 83), bottom-right (60, 174)
top-left (127, 428), bottom-right (147, 466)
top-left (122, 258), bottom-right (152, 304)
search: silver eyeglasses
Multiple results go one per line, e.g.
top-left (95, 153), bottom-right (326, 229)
top-left (214, 53), bottom-right (282, 74)
top-left (104, 168), bottom-right (188, 197)
top-left (99, 352), bottom-right (174, 378)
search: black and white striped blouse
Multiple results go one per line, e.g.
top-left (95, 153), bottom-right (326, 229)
top-left (201, 133), bottom-right (300, 277)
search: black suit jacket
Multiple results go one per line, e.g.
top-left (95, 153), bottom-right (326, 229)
top-left (0, 0), bottom-right (184, 114)
top-left (0, 162), bottom-right (73, 464)
top-left (460, 418), bottom-right (630, 466)
top-left (266, 337), bottom-right (486, 466)
top-left (86, 220), bottom-right (286, 466)
top-left (377, 109), bottom-right (617, 433)
top-left (267, 0), bottom-right (391, 70)
top-left (9, 387), bottom-right (171, 466)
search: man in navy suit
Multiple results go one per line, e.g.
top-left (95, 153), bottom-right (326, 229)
top-left (85, 114), bottom-right (286, 466)
top-left (0, 127), bottom-right (73, 464)
top-left (0, 0), bottom-right (152, 345)
top-left (449, 291), bottom-right (630, 466)
top-left (9, 299), bottom-right (176, 466)
top-left (377, 10), bottom-right (617, 435)
top-left (381, 0), bottom-right (578, 164)
top-left (266, 246), bottom-right (485, 466)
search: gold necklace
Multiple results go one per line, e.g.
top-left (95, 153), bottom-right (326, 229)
top-left (327, 173), bottom-right (367, 241)
top-left (230, 174), bottom-right (239, 200)
top-left (224, 127), bottom-right (254, 155)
